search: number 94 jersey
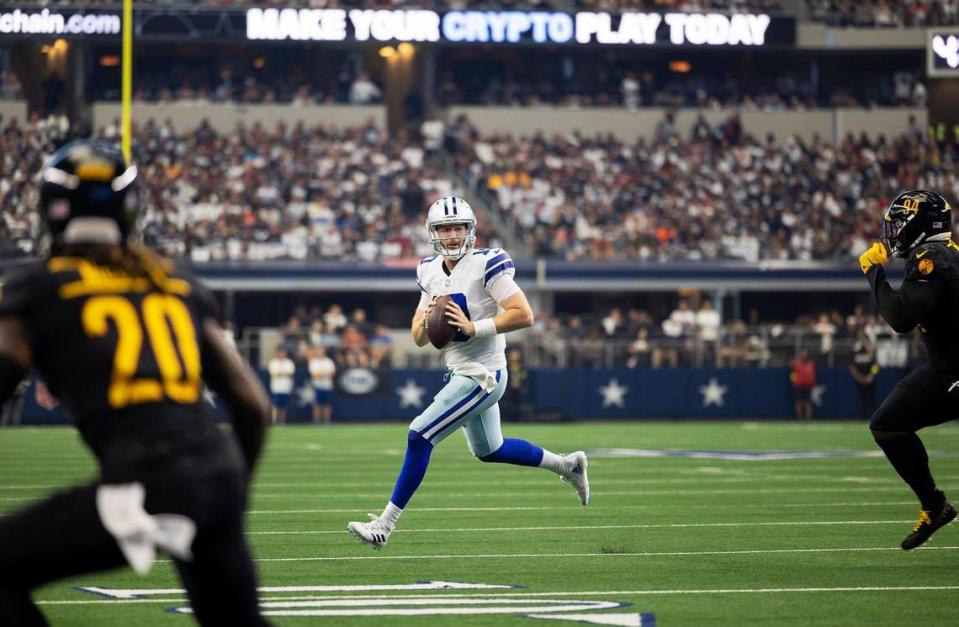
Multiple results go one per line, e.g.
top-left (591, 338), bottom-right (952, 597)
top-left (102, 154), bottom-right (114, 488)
top-left (0, 256), bottom-right (217, 428)
top-left (417, 248), bottom-right (517, 372)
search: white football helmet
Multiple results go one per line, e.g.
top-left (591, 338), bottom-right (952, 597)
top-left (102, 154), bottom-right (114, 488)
top-left (426, 195), bottom-right (477, 261)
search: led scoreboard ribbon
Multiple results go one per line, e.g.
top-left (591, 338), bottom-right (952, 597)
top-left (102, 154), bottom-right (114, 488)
top-left (245, 8), bottom-right (778, 47)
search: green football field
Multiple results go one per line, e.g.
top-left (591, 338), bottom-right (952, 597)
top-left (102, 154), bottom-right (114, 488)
top-left (3, 421), bottom-right (959, 626)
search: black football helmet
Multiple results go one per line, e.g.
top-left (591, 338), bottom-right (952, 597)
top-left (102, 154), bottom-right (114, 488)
top-left (881, 190), bottom-right (952, 258)
top-left (38, 140), bottom-right (138, 245)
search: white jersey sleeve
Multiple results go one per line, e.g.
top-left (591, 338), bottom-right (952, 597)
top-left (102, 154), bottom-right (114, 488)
top-left (416, 258), bottom-right (433, 310)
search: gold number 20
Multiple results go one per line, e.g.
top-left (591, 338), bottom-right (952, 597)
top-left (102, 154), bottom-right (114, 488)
top-left (82, 294), bottom-right (201, 409)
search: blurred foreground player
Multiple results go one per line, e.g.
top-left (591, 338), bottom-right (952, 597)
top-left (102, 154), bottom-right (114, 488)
top-left (859, 190), bottom-right (959, 550)
top-left (347, 196), bottom-right (589, 549)
top-left (0, 141), bottom-right (272, 625)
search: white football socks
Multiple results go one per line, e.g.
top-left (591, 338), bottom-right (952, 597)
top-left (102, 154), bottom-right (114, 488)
top-left (380, 501), bottom-right (403, 530)
top-left (539, 449), bottom-right (567, 475)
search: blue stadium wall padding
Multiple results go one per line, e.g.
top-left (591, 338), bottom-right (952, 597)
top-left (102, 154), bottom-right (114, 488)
top-left (14, 367), bottom-right (910, 424)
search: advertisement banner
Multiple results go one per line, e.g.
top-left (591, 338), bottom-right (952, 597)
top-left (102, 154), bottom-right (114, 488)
top-left (11, 366), bottom-right (907, 425)
top-left (0, 6), bottom-right (794, 47)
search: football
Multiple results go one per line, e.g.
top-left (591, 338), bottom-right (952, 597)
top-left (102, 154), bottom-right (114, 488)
top-left (427, 294), bottom-right (455, 349)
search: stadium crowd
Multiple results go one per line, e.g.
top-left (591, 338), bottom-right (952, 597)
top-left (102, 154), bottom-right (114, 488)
top-left (0, 113), bottom-right (952, 264)
top-left (436, 63), bottom-right (925, 110)
top-left (0, 115), bottom-right (511, 261)
top-left (96, 59), bottom-right (924, 111)
top-left (278, 305), bottom-right (394, 369)
top-left (448, 112), bottom-right (947, 262)
top-left (523, 299), bottom-right (911, 369)
top-left (267, 298), bottom-right (912, 371)
top-left (807, 0), bottom-right (959, 27)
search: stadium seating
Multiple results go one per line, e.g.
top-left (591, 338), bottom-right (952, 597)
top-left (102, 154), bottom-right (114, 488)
top-left (2, 114), bottom-right (951, 263)
top-left (449, 116), bottom-right (942, 261)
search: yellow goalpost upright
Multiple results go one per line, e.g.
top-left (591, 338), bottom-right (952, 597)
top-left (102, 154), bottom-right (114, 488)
top-left (121, 0), bottom-right (132, 161)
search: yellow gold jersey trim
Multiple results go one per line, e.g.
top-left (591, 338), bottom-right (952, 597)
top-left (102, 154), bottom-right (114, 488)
top-left (48, 257), bottom-right (191, 299)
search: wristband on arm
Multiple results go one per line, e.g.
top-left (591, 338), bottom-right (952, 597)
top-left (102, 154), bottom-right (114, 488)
top-left (473, 318), bottom-right (497, 338)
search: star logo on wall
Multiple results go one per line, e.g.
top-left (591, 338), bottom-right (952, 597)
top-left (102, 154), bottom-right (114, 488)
top-left (699, 378), bottom-right (728, 407)
top-left (811, 385), bottom-right (827, 407)
top-left (295, 382), bottom-right (315, 407)
top-left (599, 379), bottom-right (629, 408)
top-left (396, 379), bottom-right (426, 408)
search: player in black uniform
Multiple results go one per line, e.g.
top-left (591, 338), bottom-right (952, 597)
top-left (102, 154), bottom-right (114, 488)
top-left (0, 141), bottom-right (272, 625)
top-left (860, 189), bottom-right (959, 550)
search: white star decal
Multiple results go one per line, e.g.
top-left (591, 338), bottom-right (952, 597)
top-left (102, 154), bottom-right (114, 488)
top-left (295, 382), bottom-right (315, 407)
top-left (699, 378), bottom-right (728, 407)
top-left (811, 385), bottom-right (827, 407)
top-left (396, 379), bottom-right (426, 408)
top-left (599, 378), bottom-right (628, 408)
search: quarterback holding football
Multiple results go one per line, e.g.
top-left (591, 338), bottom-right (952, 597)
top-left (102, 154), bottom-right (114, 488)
top-left (347, 196), bottom-right (590, 549)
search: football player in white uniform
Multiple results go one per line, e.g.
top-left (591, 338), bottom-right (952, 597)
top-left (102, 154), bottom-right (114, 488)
top-left (347, 196), bottom-right (590, 549)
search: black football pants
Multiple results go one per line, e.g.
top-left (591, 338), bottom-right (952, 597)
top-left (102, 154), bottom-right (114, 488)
top-left (0, 471), bottom-right (269, 626)
top-left (870, 365), bottom-right (959, 432)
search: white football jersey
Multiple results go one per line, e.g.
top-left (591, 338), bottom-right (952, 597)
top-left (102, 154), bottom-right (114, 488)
top-left (417, 247), bottom-right (517, 371)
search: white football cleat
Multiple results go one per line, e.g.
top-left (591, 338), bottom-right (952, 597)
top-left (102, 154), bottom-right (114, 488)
top-left (347, 514), bottom-right (392, 550)
top-left (560, 451), bottom-right (590, 505)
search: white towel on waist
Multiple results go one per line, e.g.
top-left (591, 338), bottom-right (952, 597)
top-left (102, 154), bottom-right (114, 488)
top-left (96, 483), bottom-right (196, 575)
top-left (452, 362), bottom-right (499, 393)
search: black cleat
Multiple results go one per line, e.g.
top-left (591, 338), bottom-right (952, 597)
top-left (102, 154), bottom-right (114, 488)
top-left (901, 502), bottom-right (957, 550)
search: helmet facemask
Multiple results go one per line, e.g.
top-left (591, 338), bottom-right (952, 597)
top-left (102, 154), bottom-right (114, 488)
top-left (429, 220), bottom-right (476, 261)
top-left (881, 209), bottom-right (920, 258)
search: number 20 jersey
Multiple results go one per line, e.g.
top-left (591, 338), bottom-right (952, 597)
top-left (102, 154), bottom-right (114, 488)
top-left (417, 248), bottom-right (516, 372)
top-left (0, 255), bottom-right (239, 481)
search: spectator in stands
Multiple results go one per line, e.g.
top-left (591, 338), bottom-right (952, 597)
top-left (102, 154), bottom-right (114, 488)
top-left (349, 71), bottom-right (382, 104)
top-left (308, 346), bottom-right (336, 425)
top-left (812, 312), bottom-right (838, 356)
top-left (351, 308), bottom-right (374, 338)
top-left (325, 305), bottom-right (348, 333)
top-left (268, 347), bottom-right (296, 424)
top-left (340, 324), bottom-right (369, 368)
top-left (506, 348), bottom-right (530, 421)
top-left (621, 71), bottom-right (641, 110)
top-left (655, 317), bottom-right (682, 369)
top-left (626, 327), bottom-right (652, 369)
top-left (369, 324), bottom-right (393, 369)
top-left (602, 308), bottom-right (627, 338)
top-left (849, 338), bottom-right (880, 420)
top-left (696, 300), bottom-right (721, 363)
top-left (790, 349), bottom-right (816, 421)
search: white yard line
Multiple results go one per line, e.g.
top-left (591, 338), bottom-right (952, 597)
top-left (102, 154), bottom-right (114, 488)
top-left (246, 501), bottom-right (920, 515)
top-left (36, 584), bottom-right (959, 606)
top-left (248, 520), bottom-right (917, 536)
top-left (237, 545), bottom-right (959, 563)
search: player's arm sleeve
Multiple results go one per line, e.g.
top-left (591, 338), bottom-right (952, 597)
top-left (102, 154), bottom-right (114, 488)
top-left (0, 319), bottom-right (29, 403)
top-left (185, 273), bottom-right (223, 324)
top-left (416, 263), bottom-right (431, 310)
top-left (199, 317), bottom-right (270, 476)
top-left (484, 251), bottom-right (520, 303)
top-left (865, 261), bottom-right (942, 334)
top-left (0, 265), bottom-right (41, 402)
